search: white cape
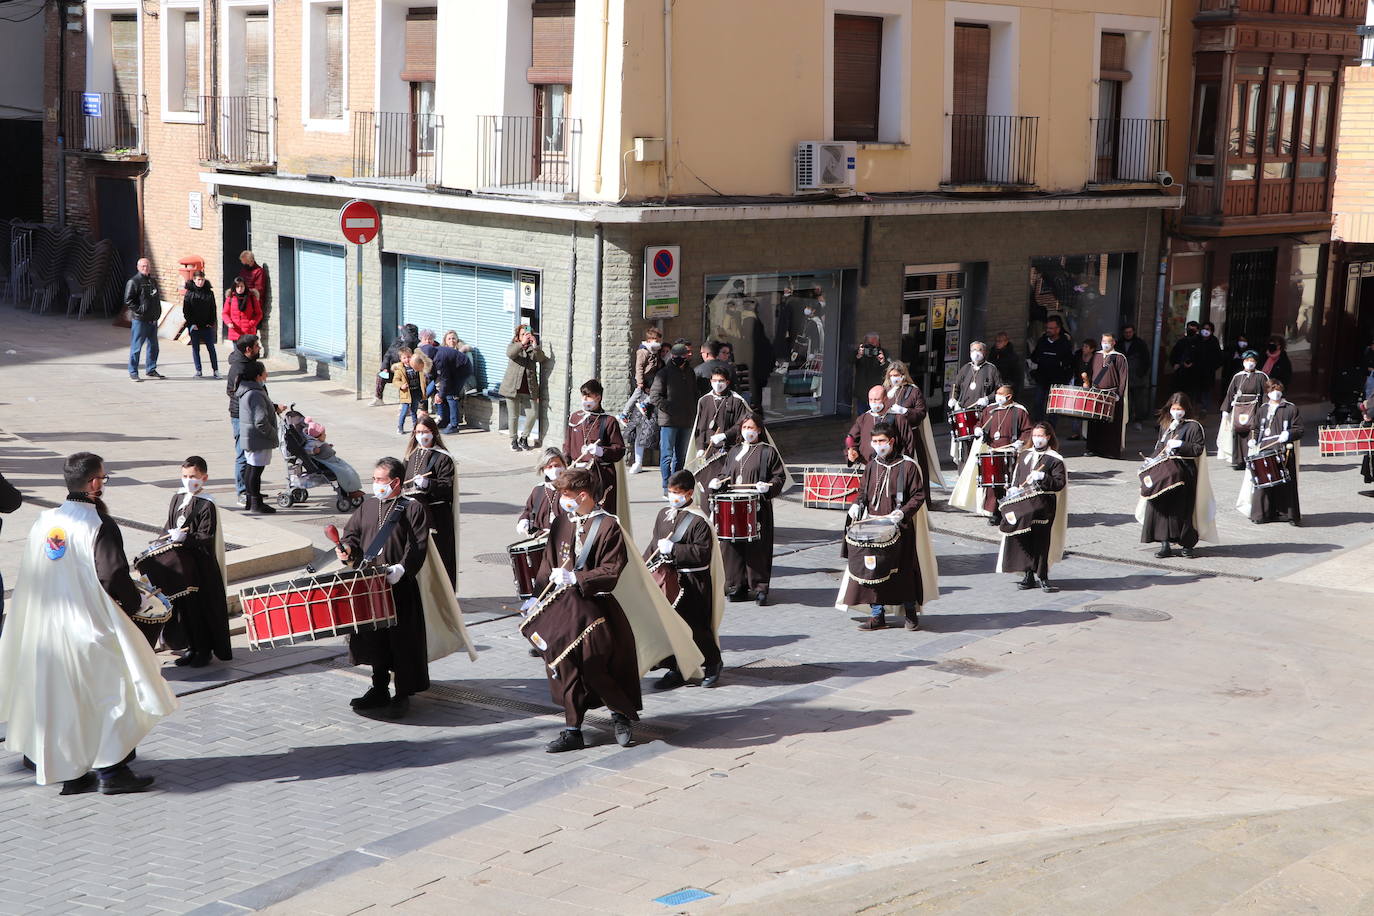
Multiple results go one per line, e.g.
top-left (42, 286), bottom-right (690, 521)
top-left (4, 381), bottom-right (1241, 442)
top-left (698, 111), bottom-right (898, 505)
top-left (606, 515), bottom-right (706, 679)
top-left (1236, 443), bottom-right (1301, 515)
top-left (996, 449), bottom-right (1070, 574)
top-left (682, 506), bottom-right (727, 639)
top-left (0, 502), bottom-right (179, 784)
top-left (1216, 412), bottom-right (1234, 463)
top-left (949, 439), bottom-right (989, 514)
top-left (919, 417), bottom-right (948, 491)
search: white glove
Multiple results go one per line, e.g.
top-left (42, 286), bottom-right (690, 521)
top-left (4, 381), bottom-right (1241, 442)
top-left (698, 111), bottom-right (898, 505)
top-left (1167, 439), bottom-right (1183, 450)
top-left (973, 426), bottom-right (984, 438)
top-left (1278, 431), bottom-right (1290, 443)
top-left (519, 597), bottom-right (537, 614)
top-left (589, 444), bottom-right (605, 457)
top-left (754, 481), bottom-right (771, 494)
top-left (551, 567), bottom-right (577, 587)
top-left (1030, 470), bottom-right (1046, 482)
top-left (888, 404), bottom-right (907, 415)
top-left (1248, 440), bottom-right (1259, 455)
top-left (708, 477), bottom-right (724, 491)
top-left (413, 475), bottom-right (429, 490)
top-left (656, 538), bottom-right (674, 556)
top-left (975, 397), bottom-right (989, 408)
top-left (386, 563), bottom-right (406, 585)
top-left (166, 527), bottom-right (187, 544)
top-left (947, 398), bottom-right (959, 410)
top-left (516, 518), bottom-right (531, 536)
top-left (885, 509), bottom-right (904, 522)
top-left (1221, 411), bottom-right (1230, 421)
top-left (710, 433), bottom-right (727, 446)
top-left (847, 503), bottom-right (863, 520)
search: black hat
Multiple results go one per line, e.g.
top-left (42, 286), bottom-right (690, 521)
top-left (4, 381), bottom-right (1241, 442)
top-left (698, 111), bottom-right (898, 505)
top-left (670, 343), bottom-right (690, 358)
top-left (1241, 349), bottom-right (1258, 360)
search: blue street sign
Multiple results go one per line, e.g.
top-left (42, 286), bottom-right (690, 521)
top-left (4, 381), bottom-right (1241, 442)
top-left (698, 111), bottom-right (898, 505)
top-left (81, 93), bottom-right (102, 117)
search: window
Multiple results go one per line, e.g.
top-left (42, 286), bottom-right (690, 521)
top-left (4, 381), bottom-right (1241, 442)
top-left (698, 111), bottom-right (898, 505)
top-left (111, 14), bottom-right (138, 97)
top-left (294, 240), bottom-right (347, 362)
top-left (1189, 80), bottom-right (1220, 180)
top-left (528, 1), bottom-right (574, 84)
top-left (399, 258), bottom-right (518, 392)
top-left (305, 2), bottom-right (345, 123)
top-left (162, 4), bottom-right (203, 119)
top-left (949, 23), bottom-right (989, 182)
top-left (833, 15), bottom-right (883, 142)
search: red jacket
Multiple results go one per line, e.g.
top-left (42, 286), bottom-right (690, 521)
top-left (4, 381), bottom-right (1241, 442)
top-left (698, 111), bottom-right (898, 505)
top-left (222, 290), bottom-right (262, 341)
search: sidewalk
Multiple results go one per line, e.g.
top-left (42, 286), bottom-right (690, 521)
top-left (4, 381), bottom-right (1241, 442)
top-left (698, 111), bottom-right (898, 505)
top-left (3, 311), bottom-right (1374, 915)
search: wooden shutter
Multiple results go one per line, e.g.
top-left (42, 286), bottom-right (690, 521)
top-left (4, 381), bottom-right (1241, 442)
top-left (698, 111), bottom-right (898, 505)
top-left (111, 15), bottom-right (138, 97)
top-left (528, 1), bottom-right (575, 85)
top-left (401, 8), bottom-right (436, 82)
top-left (324, 6), bottom-right (344, 119)
top-left (834, 14), bottom-right (882, 142)
top-left (182, 11), bottom-right (201, 112)
top-left (244, 13), bottom-right (269, 98)
top-left (952, 24), bottom-right (989, 116)
top-left (1100, 32), bottom-right (1130, 81)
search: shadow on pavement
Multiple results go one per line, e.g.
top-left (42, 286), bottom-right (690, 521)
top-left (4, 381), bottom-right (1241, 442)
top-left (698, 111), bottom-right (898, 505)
top-left (1049, 572), bottom-right (1207, 592)
top-left (920, 607), bottom-right (1099, 633)
top-left (719, 633), bottom-right (807, 651)
top-left (664, 694), bottom-right (917, 750)
top-left (1071, 512), bottom-right (1138, 528)
top-left (1204, 540), bottom-right (1345, 559)
top-left (16, 431), bottom-right (179, 444)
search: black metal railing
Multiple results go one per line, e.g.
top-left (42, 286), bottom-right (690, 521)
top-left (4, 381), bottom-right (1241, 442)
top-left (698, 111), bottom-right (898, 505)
top-left (1091, 118), bottom-right (1167, 183)
top-left (946, 114), bottom-right (1038, 186)
top-left (63, 91), bottom-right (143, 154)
top-left (199, 96), bottom-right (276, 168)
top-left (478, 115), bottom-right (582, 195)
top-left (352, 111), bottom-right (443, 184)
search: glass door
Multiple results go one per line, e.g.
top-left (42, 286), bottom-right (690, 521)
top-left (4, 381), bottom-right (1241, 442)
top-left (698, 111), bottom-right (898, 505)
top-left (902, 267), bottom-right (967, 421)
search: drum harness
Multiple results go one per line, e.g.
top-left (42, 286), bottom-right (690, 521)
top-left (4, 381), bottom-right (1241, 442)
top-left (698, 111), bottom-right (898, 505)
top-left (572, 412), bottom-right (613, 469)
top-left (650, 511), bottom-right (705, 574)
top-left (521, 514), bottom-right (607, 677)
top-left (1254, 404), bottom-right (1292, 457)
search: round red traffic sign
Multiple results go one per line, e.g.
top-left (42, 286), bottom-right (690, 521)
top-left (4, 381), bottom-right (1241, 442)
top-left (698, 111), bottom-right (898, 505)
top-left (652, 248), bottom-right (674, 277)
top-left (339, 199), bottom-right (381, 245)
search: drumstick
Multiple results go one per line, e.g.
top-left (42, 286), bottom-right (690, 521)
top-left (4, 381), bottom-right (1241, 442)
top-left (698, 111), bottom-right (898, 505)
top-left (306, 524), bottom-right (344, 575)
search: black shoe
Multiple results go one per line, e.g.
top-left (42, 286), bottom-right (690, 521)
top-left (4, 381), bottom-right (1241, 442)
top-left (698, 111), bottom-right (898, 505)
top-left (701, 663), bottom-right (723, 688)
top-left (726, 587), bottom-right (748, 603)
top-left (1156, 545), bottom-right (1173, 559)
top-left (188, 652), bottom-right (211, 668)
top-left (518, 436), bottom-right (530, 451)
top-left (545, 729), bottom-right (585, 753)
top-left (510, 441), bottom-right (521, 451)
top-left (1038, 579), bottom-right (1059, 593)
top-left (754, 588), bottom-right (768, 606)
top-left (1179, 548), bottom-right (1195, 559)
top-left (60, 773), bottom-right (98, 795)
top-left (904, 612), bottom-right (920, 631)
top-left (382, 696), bottom-right (410, 719)
top-left (611, 712), bottom-right (634, 747)
top-left (145, 370), bottom-right (165, 380)
top-left (250, 497), bottom-right (276, 515)
top-left (350, 686), bottom-right (390, 709)
top-left (22, 756), bottom-right (35, 771)
top-left (858, 614), bottom-right (887, 631)
top-left (174, 652), bottom-right (196, 667)
top-left (1017, 572), bottom-right (1036, 590)
top-left (98, 768), bottom-right (156, 795)
top-left (653, 670), bottom-right (685, 691)
top-left (986, 515), bottom-right (1000, 526)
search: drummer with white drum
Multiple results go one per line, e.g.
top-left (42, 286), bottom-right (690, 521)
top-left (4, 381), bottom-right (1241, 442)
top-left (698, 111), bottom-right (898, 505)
top-left (1137, 393), bottom-right (1217, 559)
top-left (707, 413), bottom-right (787, 606)
top-left (1241, 380), bottom-right (1304, 526)
top-left (1217, 349), bottom-right (1269, 471)
top-left (997, 423), bottom-right (1068, 592)
top-left (947, 342), bottom-right (1002, 465)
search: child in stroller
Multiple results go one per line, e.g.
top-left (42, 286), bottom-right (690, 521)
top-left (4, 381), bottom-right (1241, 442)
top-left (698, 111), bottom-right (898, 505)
top-left (276, 408), bottom-right (365, 511)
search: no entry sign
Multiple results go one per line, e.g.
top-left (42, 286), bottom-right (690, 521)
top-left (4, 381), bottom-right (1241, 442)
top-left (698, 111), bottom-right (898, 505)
top-left (339, 199), bottom-right (381, 245)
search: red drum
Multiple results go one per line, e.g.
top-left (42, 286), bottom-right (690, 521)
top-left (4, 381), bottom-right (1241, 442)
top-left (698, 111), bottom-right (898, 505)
top-left (1318, 424), bottom-right (1374, 457)
top-left (977, 451), bottom-right (1015, 488)
top-left (802, 465), bottom-right (861, 510)
top-left (1247, 449), bottom-right (1290, 489)
top-left (507, 533), bottom-right (548, 599)
top-left (240, 569), bottom-right (397, 650)
top-left (1046, 385), bottom-right (1116, 422)
top-left (951, 408), bottom-right (978, 441)
top-left (713, 491), bottom-right (760, 542)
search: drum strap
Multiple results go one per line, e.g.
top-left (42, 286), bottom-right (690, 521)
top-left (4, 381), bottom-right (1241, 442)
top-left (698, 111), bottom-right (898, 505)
top-left (363, 498), bottom-right (406, 562)
top-left (668, 512), bottom-right (695, 544)
top-left (1092, 355), bottom-right (1117, 389)
top-left (574, 516), bottom-right (605, 571)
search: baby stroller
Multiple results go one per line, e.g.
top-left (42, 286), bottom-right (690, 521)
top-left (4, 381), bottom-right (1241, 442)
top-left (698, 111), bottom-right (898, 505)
top-left (275, 407), bottom-right (364, 512)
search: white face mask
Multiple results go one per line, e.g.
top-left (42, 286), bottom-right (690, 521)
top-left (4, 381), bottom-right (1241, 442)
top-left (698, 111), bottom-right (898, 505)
top-left (372, 481), bottom-right (394, 500)
top-left (1269, 390), bottom-right (1282, 402)
top-left (1201, 329), bottom-right (1212, 338)
top-left (1101, 341), bottom-right (1113, 353)
top-left (995, 394), bottom-right (1008, 406)
top-left (582, 398), bottom-right (599, 412)
top-left (1244, 361), bottom-right (1257, 372)
top-left (888, 376), bottom-right (902, 388)
top-left (873, 441), bottom-right (892, 459)
top-left (543, 466), bottom-right (562, 481)
top-left (1031, 436), bottom-right (1048, 450)
top-left (416, 432), bottom-right (434, 448)
top-left (869, 401), bottom-right (885, 414)
top-left (711, 380), bottom-right (728, 394)
top-left (667, 492), bottom-right (689, 509)
top-left (804, 307), bottom-right (815, 317)
top-left (1170, 408), bottom-right (1186, 420)
top-left (741, 428), bottom-right (760, 444)
top-left (1237, 340), bottom-right (1248, 350)
top-left (559, 495), bottom-right (580, 514)
top-left (646, 340), bottom-right (661, 350)
top-left (970, 351), bottom-right (984, 364)
top-left (181, 477), bottom-right (203, 494)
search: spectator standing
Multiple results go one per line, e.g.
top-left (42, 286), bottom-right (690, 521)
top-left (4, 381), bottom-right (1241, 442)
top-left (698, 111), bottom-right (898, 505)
top-left (649, 339), bottom-right (698, 491)
top-left (1170, 321), bottom-right (1205, 407)
top-left (235, 360), bottom-right (279, 515)
top-left (226, 334), bottom-right (262, 507)
top-left (371, 323), bottom-right (420, 406)
top-left (620, 328), bottom-right (664, 474)
top-left (1261, 335), bottom-right (1293, 386)
top-left (988, 331), bottom-right (1022, 394)
top-left (1118, 324), bottom-right (1151, 426)
top-left (221, 277), bottom-right (261, 345)
top-left (1196, 321), bottom-right (1224, 415)
top-left (498, 324), bottom-right (548, 451)
top-left (174, 270), bottom-right (220, 379)
top-left (430, 334), bottom-right (472, 434)
top-left (694, 340), bottom-right (736, 396)
top-left (392, 350), bottom-right (430, 435)
top-left (238, 250), bottom-right (267, 310)
top-left (852, 332), bottom-right (887, 416)
top-left (1225, 331), bottom-right (1254, 379)
top-left (124, 257), bottom-right (164, 381)
top-left (0, 470), bottom-right (20, 622)
top-left (1028, 316), bottom-right (1075, 422)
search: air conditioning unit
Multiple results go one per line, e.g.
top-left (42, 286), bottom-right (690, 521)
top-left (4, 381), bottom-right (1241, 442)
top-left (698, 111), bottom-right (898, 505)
top-left (796, 141), bottom-right (857, 191)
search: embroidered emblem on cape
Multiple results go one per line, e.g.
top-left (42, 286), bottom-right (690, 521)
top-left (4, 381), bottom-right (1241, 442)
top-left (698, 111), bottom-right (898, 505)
top-left (1143, 475), bottom-right (1154, 488)
top-left (1004, 511), bottom-right (1017, 525)
top-left (864, 555), bottom-right (877, 571)
top-left (45, 527), bottom-right (67, 560)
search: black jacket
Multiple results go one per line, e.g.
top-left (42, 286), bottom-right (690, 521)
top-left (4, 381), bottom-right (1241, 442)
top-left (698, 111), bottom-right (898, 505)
top-left (182, 281), bottom-right (217, 329)
top-left (650, 360), bottom-right (699, 427)
top-left (124, 272), bottom-right (161, 322)
top-left (1030, 333), bottom-right (1075, 387)
top-left (226, 348), bottom-right (250, 418)
top-left (693, 358), bottom-right (736, 396)
top-left (0, 471), bottom-right (19, 538)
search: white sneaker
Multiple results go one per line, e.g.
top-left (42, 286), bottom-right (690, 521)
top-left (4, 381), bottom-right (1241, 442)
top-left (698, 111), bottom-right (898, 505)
top-left (369, 397), bottom-right (383, 407)
top-left (628, 460), bottom-right (643, 475)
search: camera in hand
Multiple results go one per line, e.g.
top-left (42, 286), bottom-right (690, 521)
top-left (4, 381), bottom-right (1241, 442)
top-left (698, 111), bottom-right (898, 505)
top-left (861, 345), bottom-right (880, 358)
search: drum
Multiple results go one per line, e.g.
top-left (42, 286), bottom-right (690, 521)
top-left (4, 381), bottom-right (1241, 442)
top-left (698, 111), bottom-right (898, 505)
top-left (950, 408), bottom-right (979, 441)
top-left (507, 533), bottom-right (548, 599)
top-left (1318, 424), bottom-right (1374, 457)
top-left (131, 580), bottom-right (174, 625)
top-left (977, 451), bottom-right (1015, 488)
top-left (843, 517), bottom-right (902, 585)
top-left (997, 484), bottom-right (1053, 536)
top-left (1046, 385), bottom-right (1116, 422)
top-left (240, 568), bottom-right (397, 650)
top-left (802, 465), bottom-right (862, 510)
top-left (646, 556), bottom-right (683, 608)
top-left (1247, 448), bottom-right (1290, 490)
top-left (1230, 395), bottom-right (1260, 435)
top-left (713, 491), bottom-right (760, 542)
top-left (132, 539), bottom-right (197, 601)
top-left (1138, 454), bottom-right (1188, 500)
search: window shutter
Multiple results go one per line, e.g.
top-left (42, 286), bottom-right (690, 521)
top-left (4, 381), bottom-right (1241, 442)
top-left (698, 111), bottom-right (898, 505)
top-left (111, 15), bottom-right (138, 97)
top-left (528, 1), bottom-right (575, 85)
top-left (244, 13), bottom-right (269, 97)
top-left (295, 241), bottom-right (347, 361)
top-left (324, 6), bottom-right (344, 119)
top-left (1100, 32), bottom-right (1130, 82)
top-left (833, 14), bottom-right (882, 143)
top-left (400, 258), bottom-right (517, 393)
top-left (401, 8), bottom-right (437, 83)
top-left (952, 24), bottom-right (989, 116)
top-left (182, 12), bottom-right (201, 113)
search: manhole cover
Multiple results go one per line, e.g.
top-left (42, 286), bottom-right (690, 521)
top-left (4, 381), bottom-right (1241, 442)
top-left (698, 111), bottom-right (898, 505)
top-left (320, 388), bottom-right (354, 396)
top-left (1086, 603), bottom-right (1172, 622)
top-left (930, 658), bottom-right (1002, 678)
top-left (733, 658), bottom-right (842, 684)
top-left (475, 552), bottom-right (509, 565)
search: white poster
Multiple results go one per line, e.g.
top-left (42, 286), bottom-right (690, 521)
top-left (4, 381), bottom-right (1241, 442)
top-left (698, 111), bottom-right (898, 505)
top-left (644, 246), bottom-right (681, 319)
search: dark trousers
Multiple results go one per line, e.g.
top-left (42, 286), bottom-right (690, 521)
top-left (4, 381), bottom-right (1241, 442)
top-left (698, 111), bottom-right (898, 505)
top-left (189, 327), bottom-right (219, 372)
top-left (244, 464), bottom-right (266, 501)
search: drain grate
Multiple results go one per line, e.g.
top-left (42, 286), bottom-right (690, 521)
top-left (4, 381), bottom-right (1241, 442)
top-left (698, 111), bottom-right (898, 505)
top-left (930, 658), bottom-right (1002, 678)
top-left (654, 888), bottom-right (714, 906)
top-left (733, 658), bottom-right (842, 684)
top-left (475, 552), bottom-right (509, 566)
top-left (1085, 603), bottom-right (1172, 623)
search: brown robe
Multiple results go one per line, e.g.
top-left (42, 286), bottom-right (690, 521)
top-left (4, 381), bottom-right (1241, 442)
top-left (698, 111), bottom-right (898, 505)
top-left (999, 449), bottom-right (1066, 578)
top-left (975, 403), bottom-right (1031, 514)
top-left (1140, 419), bottom-right (1205, 547)
top-left (886, 383), bottom-right (940, 489)
top-left (838, 453), bottom-right (925, 608)
top-left (519, 482), bottom-right (559, 534)
top-left (159, 494), bottom-right (232, 660)
top-left (643, 507), bottom-right (720, 670)
top-left (1222, 369), bottom-right (1269, 469)
top-left (340, 495), bottom-right (432, 696)
top-left (692, 391), bottom-right (750, 453)
top-left (1249, 400), bottom-right (1303, 525)
top-left (529, 510), bottom-right (641, 726)
top-left (1085, 350), bottom-right (1128, 459)
top-left (403, 447), bottom-right (457, 588)
top-left (563, 410), bottom-right (626, 515)
top-left (950, 361), bottom-right (1002, 409)
top-left (712, 441), bottom-right (786, 592)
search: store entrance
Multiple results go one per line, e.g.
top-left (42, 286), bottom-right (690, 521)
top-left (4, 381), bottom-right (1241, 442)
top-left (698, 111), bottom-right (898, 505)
top-left (901, 266), bottom-right (969, 421)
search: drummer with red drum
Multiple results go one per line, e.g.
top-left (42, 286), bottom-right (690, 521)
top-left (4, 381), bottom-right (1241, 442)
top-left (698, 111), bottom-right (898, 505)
top-left (1242, 380), bottom-right (1304, 525)
top-left (518, 448), bottom-right (567, 539)
top-left (966, 384), bottom-right (1031, 525)
top-left (1083, 333), bottom-right (1129, 459)
top-left (708, 413), bottom-right (787, 606)
top-left (947, 341), bottom-right (1002, 464)
top-left (1217, 350), bottom-right (1269, 470)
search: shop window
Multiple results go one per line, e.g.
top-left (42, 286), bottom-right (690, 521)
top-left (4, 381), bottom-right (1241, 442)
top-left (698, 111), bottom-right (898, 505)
top-left (1189, 80), bottom-right (1220, 181)
top-left (1027, 253), bottom-right (1138, 344)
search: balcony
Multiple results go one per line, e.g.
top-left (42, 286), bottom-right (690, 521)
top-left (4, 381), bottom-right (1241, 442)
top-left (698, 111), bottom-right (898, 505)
top-left (945, 115), bottom-right (1038, 188)
top-left (198, 96), bottom-right (276, 170)
top-left (1090, 118), bottom-right (1167, 185)
top-left (63, 91), bottom-right (144, 156)
top-left (478, 115), bottom-right (582, 197)
top-left (352, 111), bottom-right (443, 185)
top-left (1196, 0), bottom-right (1364, 18)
